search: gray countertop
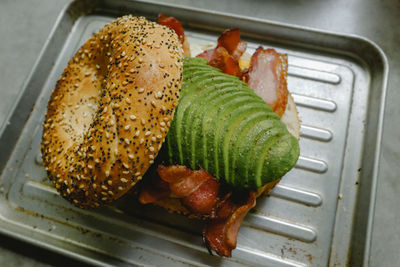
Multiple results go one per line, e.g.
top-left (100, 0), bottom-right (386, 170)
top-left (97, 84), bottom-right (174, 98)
top-left (0, 0), bottom-right (399, 266)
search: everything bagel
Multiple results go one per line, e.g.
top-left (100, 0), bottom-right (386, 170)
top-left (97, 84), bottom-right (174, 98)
top-left (41, 16), bottom-right (183, 208)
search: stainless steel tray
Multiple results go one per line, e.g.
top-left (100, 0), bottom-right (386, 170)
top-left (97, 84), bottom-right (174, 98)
top-left (0, 0), bottom-right (388, 266)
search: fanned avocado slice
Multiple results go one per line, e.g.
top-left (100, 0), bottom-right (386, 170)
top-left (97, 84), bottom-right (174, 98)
top-left (163, 57), bottom-right (299, 189)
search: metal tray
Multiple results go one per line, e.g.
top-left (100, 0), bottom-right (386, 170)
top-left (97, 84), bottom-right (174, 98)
top-left (0, 0), bottom-right (388, 266)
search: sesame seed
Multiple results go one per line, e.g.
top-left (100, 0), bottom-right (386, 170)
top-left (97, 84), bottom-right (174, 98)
top-left (128, 154), bottom-right (134, 159)
top-left (135, 130), bottom-right (140, 136)
top-left (151, 136), bottom-right (156, 142)
top-left (125, 138), bottom-right (130, 145)
top-left (120, 178), bottom-right (128, 183)
top-left (140, 138), bottom-right (145, 144)
top-left (125, 125), bottom-right (130, 131)
top-left (93, 184), bottom-right (97, 189)
top-left (149, 154), bottom-right (154, 159)
top-left (121, 51), bottom-right (126, 57)
top-left (87, 164), bottom-right (93, 169)
top-left (156, 135), bottom-right (163, 139)
top-left (129, 68), bottom-right (135, 73)
top-left (161, 105), bottom-right (166, 111)
top-left (126, 98), bottom-right (131, 104)
top-left (155, 91), bottom-right (163, 99)
top-left (141, 118), bottom-right (146, 125)
top-left (105, 170), bottom-right (110, 177)
top-left (101, 197), bottom-right (107, 201)
top-left (149, 160), bottom-right (154, 164)
top-left (122, 81), bottom-right (128, 86)
top-left (74, 83), bottom-right (79, 88)
top-left (110, 120), bottom-right (115, 126)
top-left (107, 180), bottom-right (112, 186)
top-left (151, 101), bottom-right (156, 107)
top-left (101, 185), bottom-right (108, 190)
top-left (149, 146), bottom-right (155, 152)
top-left (108, 191), bottom-right (114, 196)
top-left (106, 132), bottom-right (110, 138)
top-left (135, 172), bottom-right (141, 176)
top-left (145, 131), bottom-right (151, 136)
top-left (138, 88), bottom-right (144, 93)
top-left (130, 115), bottom-right (136, 120)
top-left (118, 186), bottom-right (123, 191)
top-left (160, 121), bottom-right (166, 127)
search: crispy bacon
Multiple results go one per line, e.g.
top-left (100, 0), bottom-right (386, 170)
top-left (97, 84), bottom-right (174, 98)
top-left (138, 165), bottom-right (258, 257)
top-left (203, 191), bottom-right (256, 257)
top-left (157, 14), bottom-right (191, 57)
top-left (245, 47), bottom-right (289, 116)
top-left (217, 28), bottom-right (247, 61)
top-left (196, 29), bottom-right (246, 77)
top-left (157, 14), bottom-right (185, 43)
top-left (197, 29), bottom-right (289, 117)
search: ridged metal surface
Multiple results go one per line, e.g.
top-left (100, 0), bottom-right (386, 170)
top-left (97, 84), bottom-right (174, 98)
top-left (0, 1), bottom-right (387, 266)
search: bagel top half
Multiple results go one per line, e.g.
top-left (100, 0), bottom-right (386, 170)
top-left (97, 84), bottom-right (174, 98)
top-left (41, 16), bottom-right (184, 209)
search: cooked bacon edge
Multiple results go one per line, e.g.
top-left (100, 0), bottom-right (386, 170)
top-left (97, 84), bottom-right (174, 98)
top-left (197, 29), bottom-right (246, 77)
top-left (138, 165), bottom-right (259, 256)
top-left (197, 29), bottom-right (289, 116)
top-left (203, 190), bottom-right (256, 257)
top-left (157, 14), bottom-right (191, 57)
top-left (217, 28), bottom-right (247, 61)
top-left (245, 47), bottom-right (289, 116)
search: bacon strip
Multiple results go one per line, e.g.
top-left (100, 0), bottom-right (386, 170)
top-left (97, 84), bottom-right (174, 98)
top-left (217, 28), bottom-right (247, 61)
top-left (245, 47), bottom-right (289, 116)
top-left (203, 191), bottom-right (256, 257)
top-left (138, 165), bottom-right (258, 257)
top-left (157, 14), bottom-right (191, 57)
top-left (197, 30), bottom-right (288, 116)
top-left (197, 29), bottom-right (246, 77)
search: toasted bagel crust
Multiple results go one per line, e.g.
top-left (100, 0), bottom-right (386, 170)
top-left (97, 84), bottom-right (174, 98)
top-left (41, 16), bottom-right (183, 208)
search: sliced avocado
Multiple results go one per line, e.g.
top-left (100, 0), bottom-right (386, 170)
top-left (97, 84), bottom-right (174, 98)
top-left (164, 57), bottom-right (300, 189)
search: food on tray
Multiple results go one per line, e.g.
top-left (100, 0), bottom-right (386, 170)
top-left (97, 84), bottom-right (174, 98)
top-left (41, 14), bottom-right (300, 257)
top-left (41, 16), bottom-right (183, 208)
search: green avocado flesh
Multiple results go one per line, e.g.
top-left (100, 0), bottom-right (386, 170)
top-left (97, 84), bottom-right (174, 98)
top-left (163, 57), bottom-right (300, 189)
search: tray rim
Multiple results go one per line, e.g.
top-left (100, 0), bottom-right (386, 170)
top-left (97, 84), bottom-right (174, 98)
top-left (0, 0), bottom-right (389, 266)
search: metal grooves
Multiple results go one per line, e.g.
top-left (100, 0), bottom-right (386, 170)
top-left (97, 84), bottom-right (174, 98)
top-left (300, 125), bottom-right (332, 142)
top-left (0, 3), bottom-right (386, 266)
top-left (288, 66), bottom-right (341, 84)
top-left (245, 214), bottom-right (317, 243)
top-left (270, 185), bottom-right (322, 207)
top-left (295, 156), bottom-right (328, 173)
top-left (292, 94), bottom-right (337, 112)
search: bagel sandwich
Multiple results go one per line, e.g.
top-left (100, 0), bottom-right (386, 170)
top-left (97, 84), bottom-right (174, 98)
top-left (41, 15), bottom-right (300, 257)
